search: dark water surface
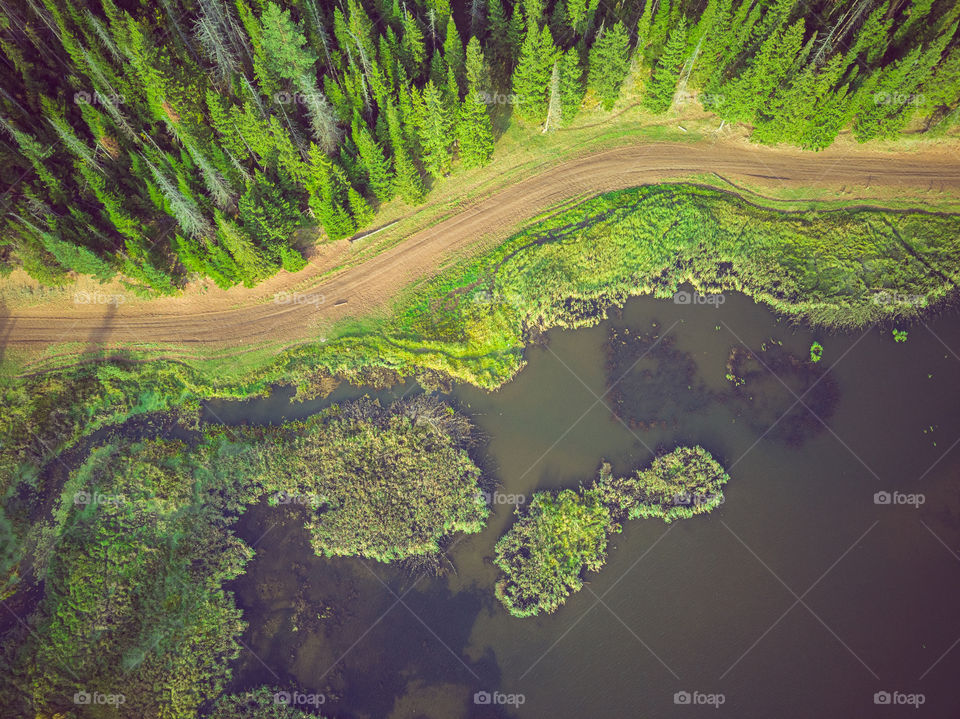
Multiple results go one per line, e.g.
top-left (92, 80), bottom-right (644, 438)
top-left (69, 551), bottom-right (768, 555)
top-left (207, 292), bottom-right (960, 718)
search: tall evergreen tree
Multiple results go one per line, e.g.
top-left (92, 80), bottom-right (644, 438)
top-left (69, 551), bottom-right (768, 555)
top-left (559, 47), bottom-right (585, 123)
top-left (385, 99), bottom-right (424, 204)
top-left (458, 39), bottom-right (495, 166)
top-left (511, 24), bottom-right (558, 123)
top-left (643, 18), bottom-right (688, 113)
top-left (417, 80), bottom-right (455, 178)
top-left (587, 22), bottom-right (631, 110)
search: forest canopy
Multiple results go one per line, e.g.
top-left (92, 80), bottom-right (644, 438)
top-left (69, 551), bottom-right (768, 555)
top-left (0, 0), bottom-right (957, 291)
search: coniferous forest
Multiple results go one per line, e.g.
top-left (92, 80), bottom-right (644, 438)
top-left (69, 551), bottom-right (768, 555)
top-left (1, 0), bottom-right (958, 294)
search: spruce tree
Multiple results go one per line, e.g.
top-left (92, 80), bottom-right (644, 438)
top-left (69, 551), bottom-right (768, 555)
top-left (386, 99), bottom-right (424, 204)
top-left (643, 18), bottom-right (687, 113)
top-left (352, 119), bottom-right (395, 202)
top-left (458, 43), bottom-right (495, 169)
top-left (444, 16), bottom-right (466, 89)
top-left (511, 24), bottom-right (558, 123)
top-left (587, 22), bottom-right (631, 110)
top-left (418, 81), bottom-right (455, 179)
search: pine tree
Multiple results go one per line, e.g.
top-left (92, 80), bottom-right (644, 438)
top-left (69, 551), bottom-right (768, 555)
top-left (401, 8), bottom-right (427, 77)
top-left (635, 0), bottom-right (656, 66)
top-left (353, 119), bottom-right (394, 202)
top-left (213, 209), bottom-right (276, 286)
top-left (643, 18), bottom-right (687, 113)
top-left (146, 158), bottom-right (211, 239)
top-left (853, 27), bottom-right (954, 142)
top-left (587, 22), bottom-right (631, 110)
top-left (458, 49), bottom-right (495, 169)
top-left (718, 19), bottom-right (805, 124)
top-left (417, 81), bottom-right (455, 179)
top-left (254, 2), bottom-right (316, 98)
top-left (511, 24), bottom-right (558, 123)
top-left (347, 186), bottom-right (375, 227)
top-left (486, 0), bottom-right (513, 80)
top-left (386, 99), bottom-right (424, 204)
top-left (443, 16), bottom-right (465, 90)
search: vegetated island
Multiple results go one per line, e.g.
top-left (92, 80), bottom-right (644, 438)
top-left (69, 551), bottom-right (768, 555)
top-left (494, 446), bottom-right (729, 617)
top-left (0, 396), bottom-right (486, 719)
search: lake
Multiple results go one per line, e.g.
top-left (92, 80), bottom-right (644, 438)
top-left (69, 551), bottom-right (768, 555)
top-left (206, 290), bottom-right (960, 718)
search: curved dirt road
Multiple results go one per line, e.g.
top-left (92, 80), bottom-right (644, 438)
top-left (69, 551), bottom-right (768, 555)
top-left (4, 140), bottom-right (960, 363)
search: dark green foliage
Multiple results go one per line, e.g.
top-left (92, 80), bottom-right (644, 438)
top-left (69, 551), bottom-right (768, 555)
top-left (510, 23), bottom-right (557, 123)
top-left (587, 22), bottom-right (631, 110)
top-left (558, 47), bottom-right (585, 122)
top-left (1, 0), bottom-right (958, 290)
top-left (386, 98), bottom-right (425, 204)
top-left (417, 81), bottom-right (455, 179)
top-left (458, 89), bottom-right (496, 168)
top-left (643, 18), bottom-right (688, 113)
top-left (210, 687), bottom-right (328, 718)
top-left (237, 172), bottom-right (303, 262)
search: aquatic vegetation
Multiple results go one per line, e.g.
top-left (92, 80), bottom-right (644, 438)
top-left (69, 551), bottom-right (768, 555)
top-left (810, 341), bottom-right (824, 363)
top-left (0, 397), bottom-right (484, 717)
top-left (597, 446), bottom-right (729, 523)
top-left (2, 184), bottom-right (956, 599)
top-left (604, 326), bottom-right (716, 429)
top-left (725, 343), bottom-right (839, 446)
top-left (494, 488), bottom-right (611, 618)
top-left (0, 438), bottom-right (256, 718)
top-left (494, 447), bottom-right (730, 617)
top-left (209, 687), bottom-right (328, 718)
top-left (893, 329), bottom-right (909, 343)
top-left (274, 397), bottom-right (489, 562)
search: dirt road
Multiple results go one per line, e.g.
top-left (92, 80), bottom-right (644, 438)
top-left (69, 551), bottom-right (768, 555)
top-left (4, 140), bottom-right (960, 365)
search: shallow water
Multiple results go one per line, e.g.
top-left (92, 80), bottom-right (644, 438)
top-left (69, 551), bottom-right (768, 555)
top-left (209, 291), bottom-right (960, 718)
